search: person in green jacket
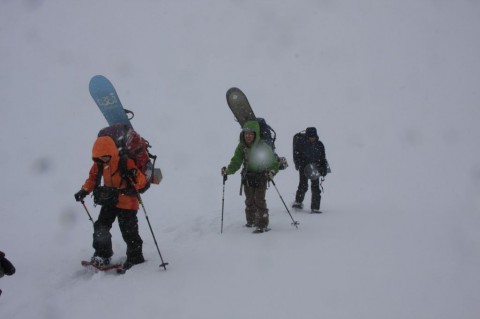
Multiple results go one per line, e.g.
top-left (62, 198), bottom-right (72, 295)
top-left (222, 120), bottom-right (280, 232)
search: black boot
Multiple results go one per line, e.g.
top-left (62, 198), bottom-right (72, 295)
top-left (122, 255), bottom-right (145, 270)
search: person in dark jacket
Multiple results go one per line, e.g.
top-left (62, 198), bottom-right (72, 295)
top-left (292, 127), bottom-right (328, 213)
top-left (0, 251), bottom-right (16, 296)
top-left (222, 120), bottom-right (280, 232)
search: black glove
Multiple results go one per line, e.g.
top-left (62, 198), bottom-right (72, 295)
top-left (126, 169), bottom-right (137, 178)
top-left (319, 166), bottom-right (327, 177)
top-left (123, 169), bottom-right (137, 184)
top-left (0, 251), bottom-right (15, 277)
top-left (74, 189), bottom-right (88, 202)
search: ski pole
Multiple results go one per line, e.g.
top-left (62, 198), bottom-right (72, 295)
top-left (125, 173), bottom-right (169, 270)
top-left (136, 193), bottom-right (169, 270)
top-left (221, 174), bottom-right (227, 234)
top-left (80, 200), bottom-right (95, 227)
top-left (269, 179), bottom-right (299, 228)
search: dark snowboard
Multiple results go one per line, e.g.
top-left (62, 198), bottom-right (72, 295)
top-left (226, 87), bottom-right (256, 127)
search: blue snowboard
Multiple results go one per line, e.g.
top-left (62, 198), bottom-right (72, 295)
top-left (89, 75), bottom-right (133, 128)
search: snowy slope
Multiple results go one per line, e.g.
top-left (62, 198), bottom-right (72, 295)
top-left (1, 1), bottom-right (480, 318)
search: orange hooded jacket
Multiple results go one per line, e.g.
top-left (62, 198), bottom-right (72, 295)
top-left (82, 136), bottom-right (146, 210)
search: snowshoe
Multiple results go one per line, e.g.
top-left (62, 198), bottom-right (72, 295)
top-left (90, 256), bottom-right (111, 267)
top-left (81, 260), bottom-right (121, 272)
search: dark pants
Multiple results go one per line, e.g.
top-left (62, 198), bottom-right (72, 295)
top-left (243, 173), bottom-right (269, 228)
top-left (93, 205), bottom-right (144, 263)
top-left (295, 169), bottom-right (321, 210)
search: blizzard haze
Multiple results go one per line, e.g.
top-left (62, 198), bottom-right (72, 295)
top-left (1, 1), bottom-right (480, 318)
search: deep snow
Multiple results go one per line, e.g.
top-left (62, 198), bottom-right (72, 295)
top-left (1, 1), bottom-right (480, 318)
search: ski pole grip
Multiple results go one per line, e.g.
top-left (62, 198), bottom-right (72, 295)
top-left (221, 167), bottom-right (228, 182)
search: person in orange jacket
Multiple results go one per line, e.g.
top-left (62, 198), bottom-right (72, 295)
top-left (75, 136), bottom-right (147, 270)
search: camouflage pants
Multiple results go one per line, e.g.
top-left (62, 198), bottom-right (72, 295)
top-left (243, 175), bottom-right (269, 228)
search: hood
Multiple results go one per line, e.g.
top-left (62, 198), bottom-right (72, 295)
top-left (241, 120), bottom-right (261, 145)
top-left (92, 136), bottom-right (119, 159)
top-left (306, 127), bottom-right (318, 138)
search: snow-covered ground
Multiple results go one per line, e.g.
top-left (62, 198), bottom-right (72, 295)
top-left (1, 1), bottom-right (480, 318)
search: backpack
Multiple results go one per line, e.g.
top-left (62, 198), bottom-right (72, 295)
top-left (256, 118), bottom-right (288, 170)
top-left (292, 130), bottom-right (305, 163)
top-left (256, 118), bottom-right (276, 150)
top-left (97, 124), bottom-right (160, 193)
top-left (293, 130), bottom-right (306, 146)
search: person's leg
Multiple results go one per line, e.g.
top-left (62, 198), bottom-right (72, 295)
top-left (92, 206), bottom-right (117, 260)
top-left (118, 209), bottom-right (144, 264)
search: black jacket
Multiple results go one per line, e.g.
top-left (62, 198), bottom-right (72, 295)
top-left (293, 135), bottom-right (328, 176)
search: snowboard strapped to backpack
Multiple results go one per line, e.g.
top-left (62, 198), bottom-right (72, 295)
top-left (97, 123), bottom-right (161, 193)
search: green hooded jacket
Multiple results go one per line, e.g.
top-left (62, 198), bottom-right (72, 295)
top-left (225, 120), bottom-right (280, 175)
